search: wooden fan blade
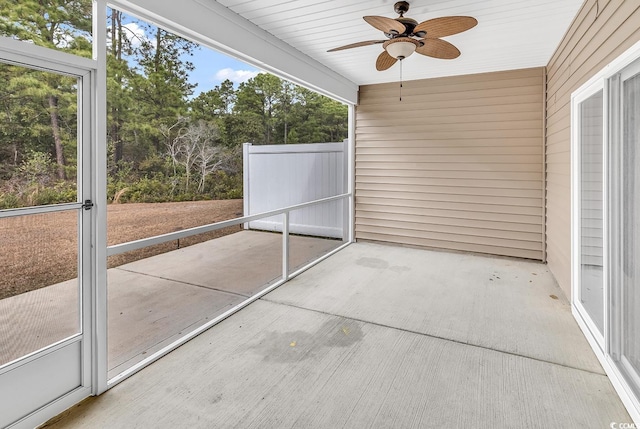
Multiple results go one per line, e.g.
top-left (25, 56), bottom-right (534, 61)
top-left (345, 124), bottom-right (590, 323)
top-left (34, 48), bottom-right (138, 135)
top-left (363, 16), bottom-right (406, 35)
top-left (328, 40), bottom-right (385, 52)
top-left (414, 16), bottom-right (477, 38)
top-left (416, 38), bottom-right (461, 59)
top-left (376, 50), bottom-right (398, 71)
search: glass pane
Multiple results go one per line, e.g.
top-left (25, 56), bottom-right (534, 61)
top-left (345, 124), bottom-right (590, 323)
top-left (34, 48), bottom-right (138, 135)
top-left (0, 1), bottom-right (92, 59)
top-left (0, 211), bottom-right (79, 366)
top-left (579, 90), bottom-right (604, 335)
top-left (0, 63), bottom-right (79, 210)
top-left (622, 71), bottom-right (640, 375)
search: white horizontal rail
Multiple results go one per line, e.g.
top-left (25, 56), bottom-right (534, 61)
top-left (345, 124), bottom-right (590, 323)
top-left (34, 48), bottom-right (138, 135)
top-left (107, 193), bottom-right (350, 257)
top-left (247, 142), bottom-right (345, 155)
top-left (0, 36), bottom-right (97, 75)
top-left (107, 240), bottom-right (351, 388)
top-left (0, 202), bottom-right (82, 219)
top-left (0, 334), bottom-right (82, 376)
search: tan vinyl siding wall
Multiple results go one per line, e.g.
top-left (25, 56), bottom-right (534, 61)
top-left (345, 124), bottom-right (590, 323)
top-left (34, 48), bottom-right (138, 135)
top-left (355, 67), bottom-right (545, 260)
top-left (546, 0), bottom-right (640, 297)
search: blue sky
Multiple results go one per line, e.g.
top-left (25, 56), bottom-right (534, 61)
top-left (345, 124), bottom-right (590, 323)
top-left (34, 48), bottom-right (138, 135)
top-left (186, 46), bottom-right (261, 94)
top-left (116, 11), bottom-right (261, 96)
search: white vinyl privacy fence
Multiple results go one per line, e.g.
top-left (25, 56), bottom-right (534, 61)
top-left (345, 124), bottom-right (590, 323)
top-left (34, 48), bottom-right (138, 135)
top-left (243, 141), bottom-right (348, 238)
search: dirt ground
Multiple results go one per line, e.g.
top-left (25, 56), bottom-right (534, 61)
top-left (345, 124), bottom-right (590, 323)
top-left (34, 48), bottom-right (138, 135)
top-left (0, 199), bottom-right (244, 300)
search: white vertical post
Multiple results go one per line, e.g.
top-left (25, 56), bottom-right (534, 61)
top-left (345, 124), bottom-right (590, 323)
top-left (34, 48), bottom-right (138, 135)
top-left (243, 143), bottom-right (251, 230)
top-left (92, 0), bottom-right (108, 395)
top-left (348, 104), bottom-right (356, 243)
top-left (80, 68), bottom-right (93, 392)
top-left (341, 138), bottom-right (349, 243)
top-left (282, 211), bottom-right (290, 281)
top-left (541, 69), bottom-right (548, 263)
top-left (602, 76), bottom-right (611, 358)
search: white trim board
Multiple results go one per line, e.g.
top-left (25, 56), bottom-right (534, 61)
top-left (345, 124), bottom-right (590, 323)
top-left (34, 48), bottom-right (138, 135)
top-left (107, 0), bottom-right (358, 105)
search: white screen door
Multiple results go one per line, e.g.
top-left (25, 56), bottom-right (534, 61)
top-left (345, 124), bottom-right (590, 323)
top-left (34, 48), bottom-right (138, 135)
top-left (0, 54), bottom-right (93, 428)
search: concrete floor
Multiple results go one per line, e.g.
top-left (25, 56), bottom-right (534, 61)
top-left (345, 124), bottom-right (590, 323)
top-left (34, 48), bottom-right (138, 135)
top-left (43, 242), bottom-right (633, 428)
top-left (107, 230), bottom-right (341, 377)
top-left (0, 231), bottom-right (340, 377)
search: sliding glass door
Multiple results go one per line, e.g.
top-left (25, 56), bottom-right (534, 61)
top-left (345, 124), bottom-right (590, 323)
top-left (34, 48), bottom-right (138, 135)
top-left (573, 50), bottom-right (640, 422)
top-left (610, 60), bottom-right (640, 394)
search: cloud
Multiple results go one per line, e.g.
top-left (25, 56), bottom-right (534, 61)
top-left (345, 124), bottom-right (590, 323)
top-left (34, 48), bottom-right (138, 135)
top-left (106, 21), bottom-right (147, 50)
top-left (214, 68), bottom-right (259, 84)
top-left (122, 22), bottom-right (147, 48)
top-left (54, 31), bottom-right (75, 49)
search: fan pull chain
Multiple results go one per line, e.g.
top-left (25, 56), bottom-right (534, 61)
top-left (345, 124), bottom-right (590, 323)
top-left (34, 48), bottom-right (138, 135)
top-left (399, 59), bottom-right (403, 102)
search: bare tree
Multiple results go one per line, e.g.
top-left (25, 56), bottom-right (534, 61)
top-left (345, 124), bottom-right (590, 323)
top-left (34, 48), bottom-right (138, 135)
top-left (165, 120), bottom-right (221, 193)
top-left (196, 139), bottom-right (223, 193)
top-left (161, 117), bottom-right (187, 177)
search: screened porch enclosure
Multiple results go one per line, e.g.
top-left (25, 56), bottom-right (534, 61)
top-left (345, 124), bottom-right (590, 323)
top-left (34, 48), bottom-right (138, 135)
top-left (102, 138), bottom-right (350, 380)
top-left (3, 0), bottom-right (640, 427)
top-left (0, 229), bottom-right (343, 380)
top-left (44, 242), bottom-right (632, 428)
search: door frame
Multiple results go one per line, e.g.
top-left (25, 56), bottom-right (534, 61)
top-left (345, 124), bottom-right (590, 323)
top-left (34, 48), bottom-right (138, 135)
top-left (571, 39), bottom-right (640, 425)
top-left (571, 78), bottom-right (607, 351)
top-left (0, 36), bottom-right (100, 429)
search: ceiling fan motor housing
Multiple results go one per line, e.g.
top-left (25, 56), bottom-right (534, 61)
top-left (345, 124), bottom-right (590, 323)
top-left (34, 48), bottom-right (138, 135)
top-left (395, 17), bottom-right (419, 37)
top-left (390, 2), bottom-right (423, 37)
top-left (394, 1), bottom-right (411, 16)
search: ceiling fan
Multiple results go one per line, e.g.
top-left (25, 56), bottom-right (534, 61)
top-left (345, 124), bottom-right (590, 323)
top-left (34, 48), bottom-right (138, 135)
top-left (328, 1), bottom-right (477, 71)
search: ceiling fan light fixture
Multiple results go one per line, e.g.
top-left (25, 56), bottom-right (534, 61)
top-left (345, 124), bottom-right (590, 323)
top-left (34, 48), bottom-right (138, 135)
top-left (327, 3), bottom-right (478, 73)
top-left (384, 38), bottom-right (419, 60)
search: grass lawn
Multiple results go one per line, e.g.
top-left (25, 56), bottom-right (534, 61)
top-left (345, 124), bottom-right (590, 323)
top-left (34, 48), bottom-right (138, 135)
top-left (0, 199), bottom-right (243, 299)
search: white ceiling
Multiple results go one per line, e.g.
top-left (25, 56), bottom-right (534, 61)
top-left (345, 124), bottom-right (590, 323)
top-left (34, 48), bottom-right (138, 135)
top-left (214, 0), bottom-right (584, 86)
